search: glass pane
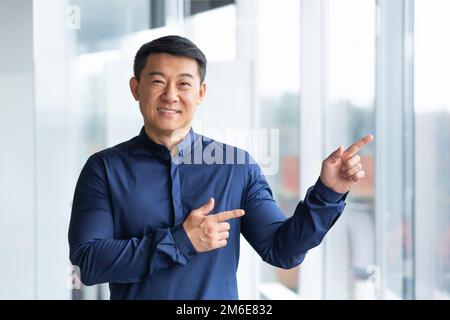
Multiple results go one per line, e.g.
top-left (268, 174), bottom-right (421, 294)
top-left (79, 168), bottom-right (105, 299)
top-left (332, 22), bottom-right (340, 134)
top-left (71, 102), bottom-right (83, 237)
top-left (325, 0), bottom-right (376, 299)
top-left (184, 3), bottom-right (237, 61)
top-left (185, 0), bottom-right (235, 16)
top-left (415, 0), bottom-right (450, 299)
top-left (33, 0), bottom-right (302, 300)
top-left (34, 0), bottom-right (160, 299)
top-left (257, 0), bottom-right (301, 293)
top-left (72, 0), bottom-right (152, 54)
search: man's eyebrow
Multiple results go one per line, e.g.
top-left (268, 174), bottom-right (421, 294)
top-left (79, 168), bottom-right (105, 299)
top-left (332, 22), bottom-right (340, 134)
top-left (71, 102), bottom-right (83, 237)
top-left (147, 71), bottom-right (165, 77)
top-left (146, 72), bottom-right (194, 79)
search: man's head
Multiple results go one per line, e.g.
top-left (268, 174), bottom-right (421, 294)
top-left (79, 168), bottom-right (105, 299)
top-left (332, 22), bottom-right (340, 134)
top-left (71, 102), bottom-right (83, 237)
top-left (133, 35), bottom-right (207, 83)
top-left (130, 35), bottom-right (207, 143)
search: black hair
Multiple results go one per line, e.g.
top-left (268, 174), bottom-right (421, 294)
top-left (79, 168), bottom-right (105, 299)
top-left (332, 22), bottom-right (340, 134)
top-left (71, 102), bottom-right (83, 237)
top-left (133, 35), bottom-right (207, 83)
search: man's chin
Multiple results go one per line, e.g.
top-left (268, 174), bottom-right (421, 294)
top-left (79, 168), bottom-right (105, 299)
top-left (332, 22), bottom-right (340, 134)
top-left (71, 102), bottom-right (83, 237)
top-left (157, 125), bottom-right (190, 136)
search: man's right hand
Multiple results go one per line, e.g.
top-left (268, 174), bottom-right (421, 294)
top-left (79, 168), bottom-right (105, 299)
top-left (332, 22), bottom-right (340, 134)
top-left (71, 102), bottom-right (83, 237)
top-left (183, 198), bottom-right (245, 253)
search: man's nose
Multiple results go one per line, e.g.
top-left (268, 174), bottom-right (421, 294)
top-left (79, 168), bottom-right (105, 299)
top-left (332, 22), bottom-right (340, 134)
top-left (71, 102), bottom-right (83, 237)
top-left (162, 84), bottom-right (179, 103)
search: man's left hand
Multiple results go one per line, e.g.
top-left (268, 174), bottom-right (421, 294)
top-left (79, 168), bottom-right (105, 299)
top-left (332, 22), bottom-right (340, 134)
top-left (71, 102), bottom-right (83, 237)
top-left (320, 135), bottom-right (374, 194)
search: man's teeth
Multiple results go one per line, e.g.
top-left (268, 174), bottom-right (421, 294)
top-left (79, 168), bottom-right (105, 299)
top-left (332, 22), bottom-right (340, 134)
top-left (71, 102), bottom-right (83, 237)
top-left (157, 108), bottom-right (179, 114)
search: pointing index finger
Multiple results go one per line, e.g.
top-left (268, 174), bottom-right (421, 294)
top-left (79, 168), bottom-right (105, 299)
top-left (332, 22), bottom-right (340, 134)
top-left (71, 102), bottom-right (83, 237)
top-left (343, 134), bottom-right (374, 159)
top-left (211, 209), bottom-right (245, 222)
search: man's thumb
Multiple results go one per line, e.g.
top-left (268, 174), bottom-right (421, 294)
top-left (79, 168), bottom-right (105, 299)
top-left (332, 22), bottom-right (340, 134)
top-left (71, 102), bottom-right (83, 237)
top-left (328, 145), bottom-right (344, 162)
top-left (196, 197), bottom-right (215, 215)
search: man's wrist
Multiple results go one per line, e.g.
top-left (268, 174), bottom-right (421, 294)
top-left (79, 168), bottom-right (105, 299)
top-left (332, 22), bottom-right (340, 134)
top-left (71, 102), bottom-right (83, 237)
top-left (315, 177), bottom-right (348, 203)
top-left (172, 223), bottom-right (198, 259)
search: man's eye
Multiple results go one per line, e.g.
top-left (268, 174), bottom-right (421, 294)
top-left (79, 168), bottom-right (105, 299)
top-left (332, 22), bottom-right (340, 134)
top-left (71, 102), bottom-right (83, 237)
top-left (151, 80), bottom-right (164, 85)
top-left (180, 82), bottom-right (191, 87)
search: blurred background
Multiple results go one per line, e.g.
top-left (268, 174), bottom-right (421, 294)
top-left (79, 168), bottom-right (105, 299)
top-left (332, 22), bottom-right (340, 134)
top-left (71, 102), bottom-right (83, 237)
top-left (0, 0), bottom-right (448, 300)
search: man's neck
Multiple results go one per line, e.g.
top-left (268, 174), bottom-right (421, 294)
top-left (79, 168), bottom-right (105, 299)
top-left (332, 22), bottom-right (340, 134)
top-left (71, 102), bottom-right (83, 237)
top-left (144, 125), bottom-right (190, 152)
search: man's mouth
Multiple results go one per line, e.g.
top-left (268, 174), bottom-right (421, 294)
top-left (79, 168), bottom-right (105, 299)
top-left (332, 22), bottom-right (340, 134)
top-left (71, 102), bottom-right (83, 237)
top-left (157, 108), bottom-right (181, 114)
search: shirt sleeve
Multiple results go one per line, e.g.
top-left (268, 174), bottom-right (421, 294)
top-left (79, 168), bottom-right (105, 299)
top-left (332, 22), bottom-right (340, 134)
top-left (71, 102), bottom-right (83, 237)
top-left (241, 159), bottom-right (348, 269)
top-left (68, 154), bottom-right (197, 286)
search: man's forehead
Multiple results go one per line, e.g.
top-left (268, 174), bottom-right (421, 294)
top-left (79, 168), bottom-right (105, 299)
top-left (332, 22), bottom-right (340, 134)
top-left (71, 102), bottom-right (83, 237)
top-left (146, 53), bottom-right (197, 66)
top-left (144, 53), bottom-right (200, 77)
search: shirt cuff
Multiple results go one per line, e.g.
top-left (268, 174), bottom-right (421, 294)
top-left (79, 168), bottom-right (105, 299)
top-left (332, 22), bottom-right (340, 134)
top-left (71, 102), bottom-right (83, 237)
top-left (172, 223), bottom-right (198, 260)
top-left (314, 177), bottom-right (348, 203)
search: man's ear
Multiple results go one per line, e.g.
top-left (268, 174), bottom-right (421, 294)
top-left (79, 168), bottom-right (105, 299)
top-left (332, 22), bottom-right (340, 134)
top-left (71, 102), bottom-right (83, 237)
top-left (129, 77), bottom-right (139, 101)
top-left (197, 82), bottom-right (206, 105)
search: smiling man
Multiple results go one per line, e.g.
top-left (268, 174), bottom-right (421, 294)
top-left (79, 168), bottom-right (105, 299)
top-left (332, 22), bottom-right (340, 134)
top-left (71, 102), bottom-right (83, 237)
top-left (68, 35), bottom-right (374, 300)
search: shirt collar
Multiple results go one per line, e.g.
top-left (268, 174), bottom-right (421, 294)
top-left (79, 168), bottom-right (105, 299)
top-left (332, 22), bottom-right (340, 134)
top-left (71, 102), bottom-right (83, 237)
top-left (137, 126), bottom-right (196, 160)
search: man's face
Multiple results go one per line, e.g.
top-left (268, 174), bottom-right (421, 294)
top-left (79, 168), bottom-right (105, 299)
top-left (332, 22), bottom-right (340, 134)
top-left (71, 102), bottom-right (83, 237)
top-left (130, 53), bottom-right (206, 136)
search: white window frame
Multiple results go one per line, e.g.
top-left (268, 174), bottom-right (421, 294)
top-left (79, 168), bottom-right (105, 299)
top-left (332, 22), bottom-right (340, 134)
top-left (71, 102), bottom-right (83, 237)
top-left (297, 0), bottom-right (328, 300)
top-left (375, 0), bottom-right (415, 300)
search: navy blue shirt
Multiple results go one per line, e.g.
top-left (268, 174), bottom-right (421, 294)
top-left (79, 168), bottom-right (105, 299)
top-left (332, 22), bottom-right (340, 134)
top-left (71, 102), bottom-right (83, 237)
top-left (68, 127), bottom-right (347, 299)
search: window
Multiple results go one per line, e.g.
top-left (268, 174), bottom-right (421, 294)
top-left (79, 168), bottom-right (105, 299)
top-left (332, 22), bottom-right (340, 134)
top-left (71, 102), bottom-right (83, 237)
top-left (185, 0), bottom-right (234, 16)
top-left (257, 0), bottom-right (301, 296)
top-left (415, 0), bottom-right (450, 299)
top-left (324, 0), bottom-right (376, 299)
top-left (72, 0), bottom-right (154, 54)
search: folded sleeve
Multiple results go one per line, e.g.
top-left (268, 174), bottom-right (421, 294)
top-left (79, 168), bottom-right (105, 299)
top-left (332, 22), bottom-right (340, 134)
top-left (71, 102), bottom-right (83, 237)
top-left (68, 154), bottom-right (197, 286)
top-left (241, 158), bottom-right (347, 269)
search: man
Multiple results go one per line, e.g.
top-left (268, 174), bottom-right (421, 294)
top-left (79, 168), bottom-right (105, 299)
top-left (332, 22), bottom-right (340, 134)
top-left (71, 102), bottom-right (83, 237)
top-left (68, 35), bottom-right (373, 299)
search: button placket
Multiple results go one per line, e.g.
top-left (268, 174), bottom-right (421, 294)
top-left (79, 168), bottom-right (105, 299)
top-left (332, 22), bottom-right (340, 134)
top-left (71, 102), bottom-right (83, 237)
top-left (170, 159), bottom-right (184, 226)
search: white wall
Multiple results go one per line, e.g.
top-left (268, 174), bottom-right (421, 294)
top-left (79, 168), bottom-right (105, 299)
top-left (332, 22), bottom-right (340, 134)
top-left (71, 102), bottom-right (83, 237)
top-left (0, 0), bottom-right (35, 299)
